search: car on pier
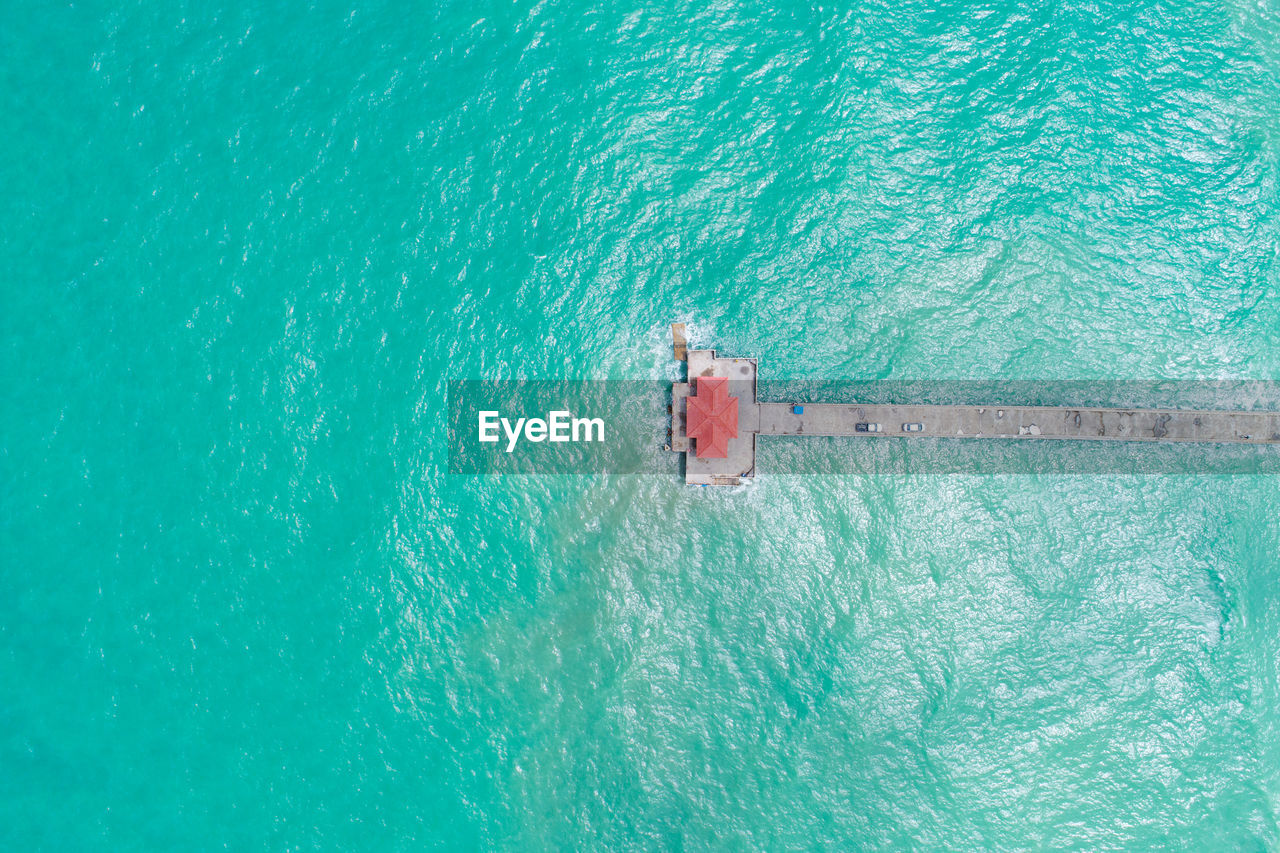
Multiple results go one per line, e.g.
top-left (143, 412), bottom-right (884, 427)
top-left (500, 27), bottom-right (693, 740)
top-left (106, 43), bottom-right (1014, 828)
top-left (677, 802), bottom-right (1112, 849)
top-left (855, 422), bottom-right (882, 433)
top-left (903, 422), bottom-right (924, 432)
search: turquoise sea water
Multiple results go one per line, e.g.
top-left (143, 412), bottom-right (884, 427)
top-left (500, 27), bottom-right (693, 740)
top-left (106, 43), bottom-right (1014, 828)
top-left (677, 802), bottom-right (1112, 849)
top-left (5, 0), bottom-right (1280, 848)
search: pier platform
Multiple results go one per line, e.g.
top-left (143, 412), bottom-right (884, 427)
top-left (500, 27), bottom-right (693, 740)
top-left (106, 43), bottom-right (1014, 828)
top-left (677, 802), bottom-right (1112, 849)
top-left (672, 348), bottom-right (761, 485)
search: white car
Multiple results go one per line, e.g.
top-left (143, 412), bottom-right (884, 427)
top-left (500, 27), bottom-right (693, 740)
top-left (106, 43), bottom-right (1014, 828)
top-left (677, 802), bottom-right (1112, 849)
top-left (902, 422), bottom-right (924, 432)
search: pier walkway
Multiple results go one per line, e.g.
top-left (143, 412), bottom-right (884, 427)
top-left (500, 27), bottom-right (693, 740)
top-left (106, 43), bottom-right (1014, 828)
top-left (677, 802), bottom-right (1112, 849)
top-left (667, 326), bottom-right (1280, 485)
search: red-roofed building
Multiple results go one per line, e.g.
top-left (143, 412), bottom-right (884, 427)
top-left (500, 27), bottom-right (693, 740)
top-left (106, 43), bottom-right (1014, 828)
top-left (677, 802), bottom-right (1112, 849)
top-left (685, 377), bottom-right (739, 458)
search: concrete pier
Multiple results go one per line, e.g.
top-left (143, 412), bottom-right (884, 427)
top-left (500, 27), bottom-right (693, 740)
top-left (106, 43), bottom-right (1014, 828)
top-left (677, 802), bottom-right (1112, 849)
top-left (671, 347), bottom-right (761, 485)
top-left (669, 338), bottom-right (1280, 485)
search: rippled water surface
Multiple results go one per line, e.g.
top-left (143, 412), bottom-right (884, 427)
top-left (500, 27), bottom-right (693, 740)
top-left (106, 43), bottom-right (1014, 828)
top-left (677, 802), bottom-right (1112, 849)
top-left (4, 0), bottom-right (1280, 848)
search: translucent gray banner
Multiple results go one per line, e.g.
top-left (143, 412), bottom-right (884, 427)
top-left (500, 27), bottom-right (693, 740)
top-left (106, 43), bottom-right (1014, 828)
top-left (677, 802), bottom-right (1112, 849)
top-left (448, 381), bottom-right (1280, 476)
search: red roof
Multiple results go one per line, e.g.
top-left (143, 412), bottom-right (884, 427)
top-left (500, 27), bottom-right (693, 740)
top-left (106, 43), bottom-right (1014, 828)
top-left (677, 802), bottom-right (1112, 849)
top-left (685, 377), bottom-right (739, 458)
